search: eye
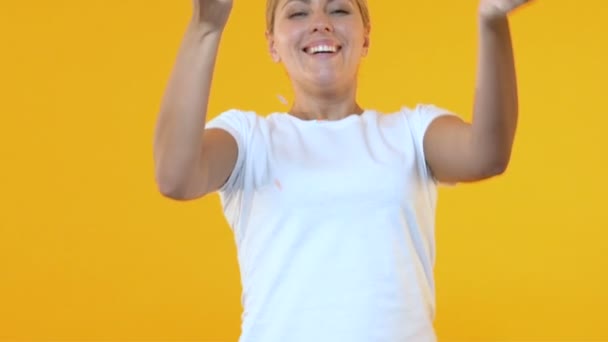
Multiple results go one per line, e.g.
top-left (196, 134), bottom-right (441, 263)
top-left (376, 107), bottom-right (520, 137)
top-left (331, 9), bottom-right (350, 15)
top-left (288, 11), bottom-right (307, 19)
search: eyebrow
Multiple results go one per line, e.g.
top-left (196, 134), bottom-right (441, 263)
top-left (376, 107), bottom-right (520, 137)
top-left (281, 0), bottom-right (350, 10)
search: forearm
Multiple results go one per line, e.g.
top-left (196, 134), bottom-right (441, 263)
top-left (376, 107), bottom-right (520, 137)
top-left (153, 23), bottom-right (223, 194)
top-left (471, 17), bottom-right (519, 171)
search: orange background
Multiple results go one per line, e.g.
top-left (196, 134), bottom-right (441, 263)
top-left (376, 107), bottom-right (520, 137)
top-left (1, 0), bottom-right (607, 341)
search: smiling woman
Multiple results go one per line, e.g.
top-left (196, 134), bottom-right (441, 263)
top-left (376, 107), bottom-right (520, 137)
top-left (152, 0), bottom-right (533, 341)
top-left (263, 0), bottom-right (371, 119)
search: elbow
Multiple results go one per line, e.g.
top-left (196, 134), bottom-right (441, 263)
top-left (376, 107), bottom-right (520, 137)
top-left (472, 141), bottom-right (513, 180)
top-left (154, 155), bottom-right (206, 201)
top-left (488, 162), bottom-right (509, 177)
top-left (156, 179), bottom-right (186, 200)
top-left (479, 157), bottom-right (510, 179)
top-left (157, 182), bottom-right (181, 200)
top-left (157, 183), bottom-right (201, 202)
top-left (155, 172), bottom-right (203, 202)
top-left (155, 165), bottom-right (177, 198)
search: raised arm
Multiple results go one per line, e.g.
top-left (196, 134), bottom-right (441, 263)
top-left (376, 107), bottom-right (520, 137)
top-left (423, 0), bottom-right (531, 183)
top-left (153, 0), bottom-right (237, 200)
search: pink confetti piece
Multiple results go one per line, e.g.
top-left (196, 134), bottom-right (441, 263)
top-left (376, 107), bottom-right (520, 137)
top-left (277, 94), bottom-right (288, 105)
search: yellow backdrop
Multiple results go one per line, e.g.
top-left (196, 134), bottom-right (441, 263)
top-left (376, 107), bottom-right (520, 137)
top-left (1, 0), bottom-right (607, 341)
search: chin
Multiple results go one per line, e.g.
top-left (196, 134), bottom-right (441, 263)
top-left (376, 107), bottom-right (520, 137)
top-left (308, 73), bottom-right (347, 88)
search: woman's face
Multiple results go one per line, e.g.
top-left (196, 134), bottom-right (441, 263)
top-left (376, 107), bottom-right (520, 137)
top-left (267, 0), bottom-right (370, 91)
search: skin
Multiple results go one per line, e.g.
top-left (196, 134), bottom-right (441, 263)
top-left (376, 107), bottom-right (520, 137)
top-left (424, 0), bottom-right (533, 183)
top-left (266, 0), bottom-right (533, 183)
top-left (266, 0), bottom-right (370, 121)
top-left (153, 0), bottom-right (532, 200)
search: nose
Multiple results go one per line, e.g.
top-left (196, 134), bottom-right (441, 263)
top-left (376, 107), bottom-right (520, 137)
top-left (309, 11), bottom-right (333, 33)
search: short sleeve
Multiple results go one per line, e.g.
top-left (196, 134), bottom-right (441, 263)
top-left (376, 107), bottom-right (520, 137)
top-left (205, 109), bottom-right (256, 194)
top-left (403, 104), bottom-right (457, 184)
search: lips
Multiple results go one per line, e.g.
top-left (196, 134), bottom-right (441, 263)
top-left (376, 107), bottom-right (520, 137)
top-left (302, 40), bottom-right (342, 55)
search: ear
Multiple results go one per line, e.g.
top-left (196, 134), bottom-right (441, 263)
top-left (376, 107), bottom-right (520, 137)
top-left (265, 30), bottom-right (281, 63)
top-left (362, 26), bottom-right (371, 57)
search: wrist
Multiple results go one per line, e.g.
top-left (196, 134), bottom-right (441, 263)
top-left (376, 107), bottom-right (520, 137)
top-left (478, 13), bottom-right (510, 33)
top-left (186, 20), bottom-right (226, 41)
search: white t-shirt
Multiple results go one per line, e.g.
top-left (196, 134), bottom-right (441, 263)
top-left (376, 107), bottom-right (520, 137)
top-left (205, 104), bottom-right (454, 342)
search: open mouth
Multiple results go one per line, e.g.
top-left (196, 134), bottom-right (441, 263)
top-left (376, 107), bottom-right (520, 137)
top-left (303, 45), bottom-right (342, 55)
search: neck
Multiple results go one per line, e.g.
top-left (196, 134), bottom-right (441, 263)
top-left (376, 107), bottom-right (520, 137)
top-left (289, 80), bottom-right (364, 121)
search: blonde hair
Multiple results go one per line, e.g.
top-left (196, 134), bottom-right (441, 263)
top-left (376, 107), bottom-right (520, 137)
top-left (266, 0), bottom-right (371, 34)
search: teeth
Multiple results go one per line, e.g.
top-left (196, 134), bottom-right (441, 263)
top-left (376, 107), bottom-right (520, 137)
top-left (307, 45), bottom-right (338, 54)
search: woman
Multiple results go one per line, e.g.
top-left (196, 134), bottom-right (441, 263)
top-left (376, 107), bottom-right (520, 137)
top-left (153, 0), bottom-right (531, 340)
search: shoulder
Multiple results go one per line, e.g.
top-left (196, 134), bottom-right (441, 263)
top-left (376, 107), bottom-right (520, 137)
top-left (391, 104), bottom-right (457, 135)
top-left (368, 104), bottom-right (453, 128)
top-left (208, 108), bottom-right (292, 123)
top-left (396, 104), bottom-right (453, 120)
top-left (206, 108), bottom-right (262, 125)
top-left (206, 108), bottom-right (286, 134)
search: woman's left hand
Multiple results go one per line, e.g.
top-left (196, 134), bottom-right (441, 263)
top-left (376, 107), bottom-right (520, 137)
top-left (479, 0), bottom-right (532, 22)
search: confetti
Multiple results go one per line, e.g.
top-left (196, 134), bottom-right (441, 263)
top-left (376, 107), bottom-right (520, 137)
top-left (274, 179), bottom-right (283, 191)
top-left (277, 94), bottom-right (288, 105)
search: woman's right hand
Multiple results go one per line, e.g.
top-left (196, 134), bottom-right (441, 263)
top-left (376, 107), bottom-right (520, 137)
top-left (191, 0), bottom-right (234, 32)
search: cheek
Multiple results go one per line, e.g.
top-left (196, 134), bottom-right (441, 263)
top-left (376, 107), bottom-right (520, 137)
top-left (333, 23), bottom-right (360, 43)
top-left (275, 22), bottom-right (305, 46)
top-left (276, 35), bottom-right (304, 59)
top-left (349, 35), bottom-right (366, 55)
